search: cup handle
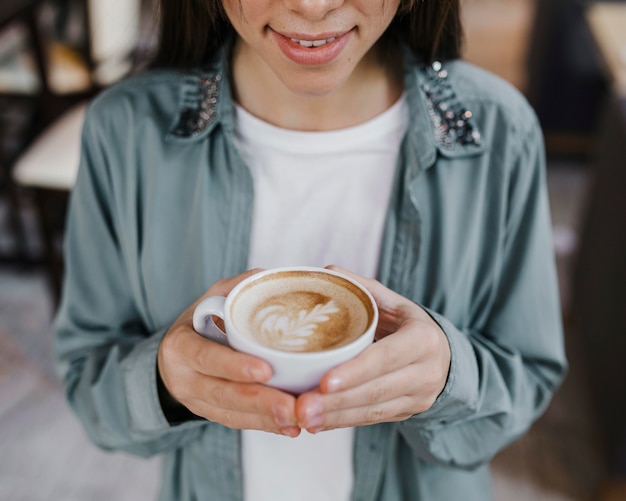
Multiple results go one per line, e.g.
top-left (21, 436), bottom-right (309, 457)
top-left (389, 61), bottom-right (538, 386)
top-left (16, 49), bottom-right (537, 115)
top-left (192, 296), bottom-right (228, 346)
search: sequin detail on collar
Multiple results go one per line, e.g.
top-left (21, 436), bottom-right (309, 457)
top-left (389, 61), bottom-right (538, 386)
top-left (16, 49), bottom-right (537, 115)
top-left (171, 73), bottom-right (222, 138)
top-left (422, 61), bottom-right (481, 150)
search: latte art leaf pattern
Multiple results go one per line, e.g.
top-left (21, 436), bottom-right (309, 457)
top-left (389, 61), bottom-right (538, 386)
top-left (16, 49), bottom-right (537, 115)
top-left (256, 300), bottom-right (340, 347)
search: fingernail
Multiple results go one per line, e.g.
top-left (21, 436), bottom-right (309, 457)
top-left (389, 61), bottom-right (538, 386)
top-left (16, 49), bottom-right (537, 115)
top-left (281, 427), bottom-right (301, 438)
top-left (326, 376), bottom-right (342, 393)
top-left (273, 404), bottom-right (294, 427)
top-left (246, 365), bottom-right (268, 381)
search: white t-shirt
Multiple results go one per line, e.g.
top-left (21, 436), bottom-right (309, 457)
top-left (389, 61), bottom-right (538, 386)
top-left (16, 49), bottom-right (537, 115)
top-left (233, 94), bottom-right (408, 501)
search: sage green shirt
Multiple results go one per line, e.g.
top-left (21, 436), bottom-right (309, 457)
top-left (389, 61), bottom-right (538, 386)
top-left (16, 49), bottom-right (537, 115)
top-left (54, 46), bottom-right (567, 501)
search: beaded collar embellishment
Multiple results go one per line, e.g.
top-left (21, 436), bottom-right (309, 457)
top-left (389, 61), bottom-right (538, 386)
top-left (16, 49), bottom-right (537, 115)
top-left (422, 61), bottom-right (481, 150)
top-left (170, 72), bottom-right (222, 138)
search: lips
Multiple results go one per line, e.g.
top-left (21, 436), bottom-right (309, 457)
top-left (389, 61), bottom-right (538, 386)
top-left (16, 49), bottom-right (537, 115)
top-left (270, 28), bottom-right (352, 66)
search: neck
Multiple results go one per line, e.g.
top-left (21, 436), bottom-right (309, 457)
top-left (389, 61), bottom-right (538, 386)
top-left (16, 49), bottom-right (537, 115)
top-left (230, 41), bottom-right (403, 131)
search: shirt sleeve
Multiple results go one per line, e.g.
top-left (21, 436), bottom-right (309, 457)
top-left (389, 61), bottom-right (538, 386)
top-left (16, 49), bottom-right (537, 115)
top-left (397, 113), bottom-right (568, 468)
top-left (53, 105), bottom-right (206, 458)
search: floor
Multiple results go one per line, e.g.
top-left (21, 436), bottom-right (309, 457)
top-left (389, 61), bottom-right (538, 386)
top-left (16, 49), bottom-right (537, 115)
top-left (0, 266), bottom-right (161, 501)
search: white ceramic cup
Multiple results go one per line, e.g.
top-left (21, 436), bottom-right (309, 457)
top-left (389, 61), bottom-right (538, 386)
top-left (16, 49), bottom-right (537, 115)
top-left (192, 267), bottom-right (378, 394)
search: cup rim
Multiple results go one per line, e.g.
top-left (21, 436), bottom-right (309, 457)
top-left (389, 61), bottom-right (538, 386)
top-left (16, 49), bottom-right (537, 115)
top-left (224, 266), bottom-right (378, 360)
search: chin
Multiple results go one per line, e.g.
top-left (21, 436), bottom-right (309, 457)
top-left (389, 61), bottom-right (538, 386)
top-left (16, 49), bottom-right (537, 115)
top-left (279, 71), bottom-right (351, 99)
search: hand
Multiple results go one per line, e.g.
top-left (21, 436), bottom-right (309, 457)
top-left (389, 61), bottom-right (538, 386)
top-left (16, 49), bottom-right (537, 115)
top-left (158, 269), bottom-right (301, 437)
top-left (296, 266), bottom-right (451, 433)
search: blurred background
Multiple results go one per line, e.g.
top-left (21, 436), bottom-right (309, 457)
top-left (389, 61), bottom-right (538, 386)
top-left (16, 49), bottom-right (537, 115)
top-left (1, 0), bottom-right (625, 499)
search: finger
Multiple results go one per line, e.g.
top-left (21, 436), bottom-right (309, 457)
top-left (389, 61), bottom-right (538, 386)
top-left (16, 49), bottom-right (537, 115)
top-left (189, 396), bottom-right (301, 437)
top-left (166, 269), bottom-right (266, 335)
top-left (159, 353), bottom-right (299, 432)
top-left (196, 378), bottom-right (294, 418)
top-left (161, 327), bottom-right (273, 383)
top-left (189, 378), bottom-right (300, 430)
top-left (324, 265), bottom-right (408, 309)
top-left (192, 268), bottom-right (266, 334)
top-left (325, 265), bottom-right (418, 338)
top-left (297, 364), bottom-right (429, 429)
top-left (303, 397), bottom-right (417, 433)
top-left (318, 324), bottom-right (424, 393)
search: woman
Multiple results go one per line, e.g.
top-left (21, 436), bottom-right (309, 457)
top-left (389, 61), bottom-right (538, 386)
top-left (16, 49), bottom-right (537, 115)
top-left (54, 0), bottom-right (567, 500)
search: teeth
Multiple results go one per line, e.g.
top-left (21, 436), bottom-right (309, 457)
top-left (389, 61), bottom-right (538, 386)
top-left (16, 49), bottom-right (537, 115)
top-left (290, 37), bottom-right (336, 48)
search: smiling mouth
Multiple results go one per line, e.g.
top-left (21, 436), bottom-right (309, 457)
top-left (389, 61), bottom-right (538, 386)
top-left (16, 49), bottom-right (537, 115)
top-left (289, 36), bottom-right (337, 48)
top-left (270, 28), bottom-right (352, 66)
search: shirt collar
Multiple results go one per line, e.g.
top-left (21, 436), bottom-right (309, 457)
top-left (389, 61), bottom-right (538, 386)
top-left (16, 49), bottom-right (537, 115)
top-left (165, 43), bottom-right (234, 143)
top-left (166, 43), bottom-right (487, 168)
top-left (403, 47), bottom-right (486, 173)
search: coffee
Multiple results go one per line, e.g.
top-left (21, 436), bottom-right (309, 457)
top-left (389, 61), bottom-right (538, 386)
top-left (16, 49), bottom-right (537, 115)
top-left (230, 270), bottom-right (374, 352)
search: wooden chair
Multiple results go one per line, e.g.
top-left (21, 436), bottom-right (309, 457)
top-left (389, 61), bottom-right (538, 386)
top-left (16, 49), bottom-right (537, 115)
top-left (2, 0), bottom-right (143, 306)
top-left (0, 0), bottom-right (65, 267)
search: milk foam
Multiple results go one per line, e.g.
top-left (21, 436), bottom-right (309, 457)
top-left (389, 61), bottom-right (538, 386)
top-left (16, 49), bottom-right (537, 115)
top-left (231, 272), bottom-right (372, 352)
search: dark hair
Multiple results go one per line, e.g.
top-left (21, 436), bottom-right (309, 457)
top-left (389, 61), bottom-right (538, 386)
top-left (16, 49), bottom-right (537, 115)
top-left (152, 0), bottom-right (462, 68)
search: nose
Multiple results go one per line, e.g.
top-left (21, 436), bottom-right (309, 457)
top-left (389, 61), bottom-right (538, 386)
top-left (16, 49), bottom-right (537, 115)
top-left (285, 0), bottom-right (344, 21)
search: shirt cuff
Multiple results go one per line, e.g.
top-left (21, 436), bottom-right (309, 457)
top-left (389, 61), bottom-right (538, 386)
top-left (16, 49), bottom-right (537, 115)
top-left (407, 308), bottom-right (479, 425)
top-left (122, 329), bottom-right (186, 432)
